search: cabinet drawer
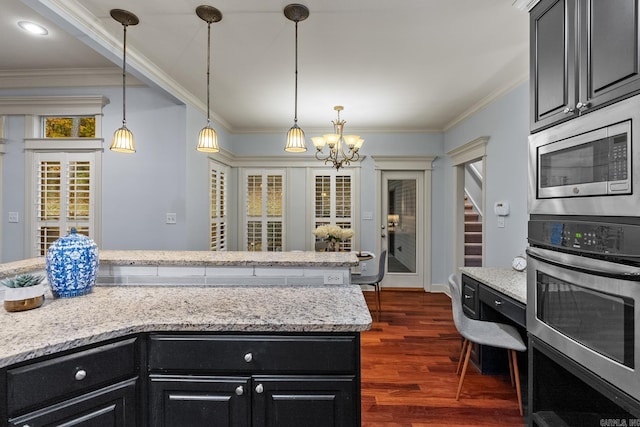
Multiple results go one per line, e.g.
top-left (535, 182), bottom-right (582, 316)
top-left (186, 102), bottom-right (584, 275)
top-left (479, 285), bottom-right (526, 328)
top-left (461, 275), bottom-right (480, 319)
top-left (7, 337), bottom-right (138, 415)
top-left (148, 334), bottom-right (357, 374)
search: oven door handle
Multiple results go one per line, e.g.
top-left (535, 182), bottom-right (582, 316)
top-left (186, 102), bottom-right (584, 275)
top-left (526, 246), bottom-right (640, 279)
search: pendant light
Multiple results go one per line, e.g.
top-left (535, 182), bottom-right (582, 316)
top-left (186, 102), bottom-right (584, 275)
top-left (110, 9), bottom-right (139, 153)
top-left (284, 4), bottom-right (309, 153)
top-left (196, 5), bottom-right (223, 153)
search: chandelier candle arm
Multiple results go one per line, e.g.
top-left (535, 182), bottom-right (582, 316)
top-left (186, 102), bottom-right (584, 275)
top-left (196, 5), bottom-right (222, 153)
top-left (284, 4), bottom-right (309, 153)
top-left (109, 9), bottom-right (139, 153)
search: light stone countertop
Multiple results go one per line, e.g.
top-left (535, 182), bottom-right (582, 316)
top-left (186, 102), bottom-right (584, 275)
top-left (459, 267), bottom-right (527, 304)
top-left (0, 250), bottom-right (359, 280)
top-left (0, 285), bottom-right (372, 368)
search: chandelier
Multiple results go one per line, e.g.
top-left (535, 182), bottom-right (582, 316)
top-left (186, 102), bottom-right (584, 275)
top-left (311, 106), bottom-right (364, 170)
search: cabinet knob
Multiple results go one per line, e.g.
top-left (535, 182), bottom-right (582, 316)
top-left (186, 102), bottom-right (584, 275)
top-left (244, 352), bottom-right (253, 363)
top-left (576, 101), bottom-right (590, 111)
top-left (563, 107), bottom-right (575, 114)
top-left (494, 300), bottom-right (502, 306)
top-left (573, 187), bottom-right (580, 194)
top-left (74, 369), bottom-right (87, 381)
top-left (235, 386), bottom-right (244, 396)
top-left (255, 384), bottom-right (264, 394)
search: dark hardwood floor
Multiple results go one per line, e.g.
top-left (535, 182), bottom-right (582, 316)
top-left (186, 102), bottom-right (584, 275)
top-left (360, 289), bottom-right (525, 427)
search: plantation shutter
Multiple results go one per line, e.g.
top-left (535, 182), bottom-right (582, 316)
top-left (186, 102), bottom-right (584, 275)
top-left (210, 161), bottom-right (229, 251)
top-left (313, 170), bottom-right (354, 251)
top-left (244, 170), bottom-right (285, 251)
top-left (33, 153), bottom-right (95, 256)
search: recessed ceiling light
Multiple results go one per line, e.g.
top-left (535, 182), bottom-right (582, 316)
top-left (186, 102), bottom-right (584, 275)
top-left (18, 21), bottom-right (49, 36)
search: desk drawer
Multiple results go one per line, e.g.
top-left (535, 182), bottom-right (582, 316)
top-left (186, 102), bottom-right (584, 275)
top-left (148, 334), bottom-right (357, 374)
top-left (479, 285), bottom-right (525, 327)
top-left (7, 337), bottom-right (138, 415)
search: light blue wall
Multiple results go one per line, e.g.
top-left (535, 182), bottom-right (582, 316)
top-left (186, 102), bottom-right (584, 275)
top-left (0, 81), bottom-right (530, 291)
top-left (442, 81), bottom-right (530, 277)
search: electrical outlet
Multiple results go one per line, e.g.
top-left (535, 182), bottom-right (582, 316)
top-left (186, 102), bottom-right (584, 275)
top-left (497, 217), bottom-right (505, 228)
top-left (324, 272), bottom-right (344, 285)
top-left (8, 212), bottom-right (19, 223)
top-left (166, 213), bottom-right (177, 224)
top-left (360, 262), bottom-right (368, 272)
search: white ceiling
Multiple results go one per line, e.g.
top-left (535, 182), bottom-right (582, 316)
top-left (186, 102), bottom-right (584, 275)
top-left (1, 0), bottom-right (529, 134)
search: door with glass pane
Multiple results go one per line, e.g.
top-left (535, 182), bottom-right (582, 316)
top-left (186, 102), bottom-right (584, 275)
top-left (381, 171), bottom-right (424, 288)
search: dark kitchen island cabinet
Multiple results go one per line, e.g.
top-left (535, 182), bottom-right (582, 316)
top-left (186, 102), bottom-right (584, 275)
top-left (0, 285), bottom-right (371, 427)
top-left (530, 0), bottom-right (640, 132)
top-left (147, 333), bottom-right (360, 427)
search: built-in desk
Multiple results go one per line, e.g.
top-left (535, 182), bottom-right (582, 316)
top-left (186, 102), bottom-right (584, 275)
top-left (459, 267), bottom-right (527, 375)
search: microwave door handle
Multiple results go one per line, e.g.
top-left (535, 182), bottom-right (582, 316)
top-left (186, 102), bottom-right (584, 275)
top-left (526, 247), bottom-right (640, 279)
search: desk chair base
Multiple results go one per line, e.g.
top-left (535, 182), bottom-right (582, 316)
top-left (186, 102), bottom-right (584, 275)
top-left (455, 338), bottom-right (523, 416)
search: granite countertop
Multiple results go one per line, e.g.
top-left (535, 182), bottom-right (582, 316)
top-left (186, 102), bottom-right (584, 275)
top-left (459, 266), bottom-right (527, 304)
top-left (0, 250), bottom-right (359, 280)
top-left (0, 285), bottom-right (372, 368)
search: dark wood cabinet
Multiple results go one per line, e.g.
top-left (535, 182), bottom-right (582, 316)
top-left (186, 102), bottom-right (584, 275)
top-left (2, 337), bottom-right (139, 427)
top-left (530, 0), bottom-right (640, 132)
top-left (147, 333), bottom-right (361, 427)
top-left (8, 379), bottom-right (137, 427)
top-left (1, 332), bottom-right (361, 427)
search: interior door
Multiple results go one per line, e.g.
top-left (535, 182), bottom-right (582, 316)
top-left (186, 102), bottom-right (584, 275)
top-left (381, 171), bottom-right (424, 289)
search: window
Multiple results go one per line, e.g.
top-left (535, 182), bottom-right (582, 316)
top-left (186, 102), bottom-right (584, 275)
top-left (313, 169), bottom-right (355, 251)
top-left (43, 116), bottom-right (96, 138)
top-left (244, 170), bottom-right (285, 251)
top-left (32, 152), bottom-right (97, 256)
top-left (210, 160), bottom-right (229, 251)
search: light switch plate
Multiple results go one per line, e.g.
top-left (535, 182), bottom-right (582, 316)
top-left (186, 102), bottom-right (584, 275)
top-left (166, 213), bottom-right (177, 224)
top-left (8, 212), bottom-right (19, 223)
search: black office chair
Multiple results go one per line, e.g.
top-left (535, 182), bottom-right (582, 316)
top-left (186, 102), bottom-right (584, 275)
top-left (351, 250), bottom-right (387, 319)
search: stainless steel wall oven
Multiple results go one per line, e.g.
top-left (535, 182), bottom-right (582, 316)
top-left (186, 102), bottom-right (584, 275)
top-left (527, 216), bottom-right (640, 403)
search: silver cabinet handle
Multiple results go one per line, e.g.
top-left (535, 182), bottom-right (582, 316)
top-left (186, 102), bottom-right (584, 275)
top-left (244, 352), bottom-right (253, 363)
top-left (494, 300), bottom-right (502, 306)
top-left (255, 383), bottom-right (264, 394)
top-left (576, 101), bottom-right (590, 111)
top-left (563, 107), bottom-right (574, 114)
top-left (464, 294), bottom-right (472, 299)
top-left (235, 386), bottom-right (244, 396)
top-left (75, 369), bottom-right (87, 381)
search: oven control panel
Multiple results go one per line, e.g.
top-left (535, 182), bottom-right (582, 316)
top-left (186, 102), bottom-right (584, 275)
top-left (528, 219), bottom-right (640, 258)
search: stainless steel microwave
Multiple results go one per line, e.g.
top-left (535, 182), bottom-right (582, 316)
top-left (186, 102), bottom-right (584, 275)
top-left (529, 94), bottom-right (640, 216)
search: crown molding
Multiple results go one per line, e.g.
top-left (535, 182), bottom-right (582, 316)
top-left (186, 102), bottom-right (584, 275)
top-left (0, 68), bottom-right (143, 89)
top-left (512, 0), bottom-right (540, 12)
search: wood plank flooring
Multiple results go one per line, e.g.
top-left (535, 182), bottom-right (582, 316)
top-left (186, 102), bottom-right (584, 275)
top-left (360, 290), bottom-right (525, 426)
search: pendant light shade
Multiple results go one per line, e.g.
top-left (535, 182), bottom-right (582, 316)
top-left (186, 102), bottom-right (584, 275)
top-left (286, 124), bottom-right (306, 152)
top-left (284, 4), bottom-right (309, 153)
top-left (110, 126), bottom-right (136, 153)
top-left (196, 5), bottom-right (222, 153)
top-left (110, 9), bottom-right (139, 153)
top-left (197, 125), bottom-right (219, 152)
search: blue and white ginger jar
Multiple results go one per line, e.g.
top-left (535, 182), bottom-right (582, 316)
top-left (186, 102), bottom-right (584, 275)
top-left (46, 228), bottom-right (99, 298)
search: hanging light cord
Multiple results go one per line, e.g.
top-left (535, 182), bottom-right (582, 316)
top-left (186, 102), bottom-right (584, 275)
top-left (206, 20), bottom-right (212, 125)
top-left (293, 19), bottom-right (299, 125)
top-left (121, 22), bottom-right (128, 127)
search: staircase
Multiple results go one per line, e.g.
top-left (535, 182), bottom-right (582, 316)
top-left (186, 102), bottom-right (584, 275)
top-left (464, 198), bottom-right (483, 267)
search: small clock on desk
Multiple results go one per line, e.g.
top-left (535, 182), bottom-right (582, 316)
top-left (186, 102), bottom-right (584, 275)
top-left (511, 255), bottom-right (527, 272)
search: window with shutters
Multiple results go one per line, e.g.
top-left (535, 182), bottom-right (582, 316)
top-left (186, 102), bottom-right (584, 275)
top-left (209, 160), bottom-right (228, 251)
top-left (244, 170), bottom-right (285, 251)
top-left (313, 169), bottom-right (355, 251)
top-left (32, 152), bottom-right (97, 256)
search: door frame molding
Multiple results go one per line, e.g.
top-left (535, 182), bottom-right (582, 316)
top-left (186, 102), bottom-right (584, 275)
top-left (447, 137), bottom-right (488, 276)
top-left (371, 156), bottom-right (436, 292)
